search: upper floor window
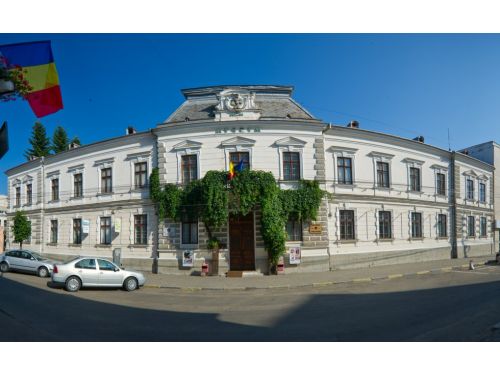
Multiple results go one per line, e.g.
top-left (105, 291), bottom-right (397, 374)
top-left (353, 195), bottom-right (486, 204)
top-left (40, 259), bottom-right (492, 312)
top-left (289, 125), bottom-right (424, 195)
top-left (378, 211), bottom-right (392, 239)
top-left (286, 219), bottom-right (303, 241)
top-left (376, 162), bottom-right (390, 188)
top-left (26, 184), bottom-right (32, 205)
top-left (283, 152), bottom-right (301, 181)
top-left (409, 167), bottom-right (421, 192)
top-left (50, 220), bottom-right (58, 244)
top-left (15, 187), bottom-right (20, 206)
top-left (436, 173), bottom-right (446, 196)
top-left (181, 155), bottom-right (198, 184)
top-left (101, 168), bottom-right (112, 194)
top-left (134, 162), bottom-right (148, 189)
top-left (438, 214), bottom-right (447, 238)
top-left (134, 214), bottom-right (147, 245)
top-left (411, 212), bottom-right (422, 238)
top-left (337, 157), bottom-right (353, 185)
top-left (74, 173), bottom-right (83, 198)
top-left (339, 210), bottom-right (355, 240)
top-left (51, 178), bottom-right (59, 201)
top-left (466, 179), bottom-right (474, 200)
top-left (479, 182), bottom-right (486, 203)
top-left (467, 216), bottom-right (475, 237)
top-left (230, 152), bottom-right (250, 171)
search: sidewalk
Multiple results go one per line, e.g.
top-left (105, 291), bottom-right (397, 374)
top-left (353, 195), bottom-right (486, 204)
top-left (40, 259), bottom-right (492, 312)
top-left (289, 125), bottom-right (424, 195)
top-left (142, 255), bottom-right (497, 291)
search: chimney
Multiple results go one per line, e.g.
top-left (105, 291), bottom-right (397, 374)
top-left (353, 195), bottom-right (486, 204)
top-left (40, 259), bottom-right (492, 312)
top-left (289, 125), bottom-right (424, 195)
top-left (347, 120), bottom-right (359, 129)
top-left (126, 126), bottom-right (136, 135)
top-left (413, 136), bottom-right (425, 143)
top-left (68, 142), bottom-right (80, 150)
top-left (461, 149), bottom-right (469, 155)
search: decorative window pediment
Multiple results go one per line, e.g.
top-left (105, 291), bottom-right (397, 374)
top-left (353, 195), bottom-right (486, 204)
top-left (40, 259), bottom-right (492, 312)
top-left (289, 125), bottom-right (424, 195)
top-left (327, 146), bottom-right (358, 155)
top-left (402, 157), bottom-right (425, 166)
top-left (464, 170), bottom-right (479, 178)
top-left (46, 170), bottom-right (60, 179)
top-left (125, 151), bottom-right (151, 162)
top-left (274, 136), bottom-right (307, 148)
top-left (368, 151), bottom-right (395, 160)
top-left (67, 164), bottom-right (85, 173)
top-left (478, 174), bottom-right (489, 181)
top-left (430, 164), bottom-right (448, 171)
top-left (93, 157), bottom-right (114, 167)
top-left (171, 140), bottom-right (202, 152)
top-left (22, 175), bottom-right (33, 183)
top-left (220, 136), bottom-right (256, 148)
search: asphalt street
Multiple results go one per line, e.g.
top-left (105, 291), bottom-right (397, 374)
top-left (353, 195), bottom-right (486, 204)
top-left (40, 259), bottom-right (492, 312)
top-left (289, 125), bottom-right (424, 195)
top-left (2, 266), bottom-right (500, 341)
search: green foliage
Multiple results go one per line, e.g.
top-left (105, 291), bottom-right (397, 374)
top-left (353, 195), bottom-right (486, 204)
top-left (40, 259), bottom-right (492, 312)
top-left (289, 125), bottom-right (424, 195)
top-left (25, 122), bottom-right (51, 160)
top-left (70, 136), bottom-right (81, 146)
top-left (13, 211), bottom-right (31, 250)
top-left (149, 168), bottom-right (326, 268)
top-left (52, 125), bottom-right (69, 154)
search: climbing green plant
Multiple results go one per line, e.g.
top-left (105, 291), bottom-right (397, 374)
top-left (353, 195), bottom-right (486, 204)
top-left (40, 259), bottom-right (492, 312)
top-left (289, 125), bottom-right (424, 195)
top-left (149, 168), bottom-right (327, 269)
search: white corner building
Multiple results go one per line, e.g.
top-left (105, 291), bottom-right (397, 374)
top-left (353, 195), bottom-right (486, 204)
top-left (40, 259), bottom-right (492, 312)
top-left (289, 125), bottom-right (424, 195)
top-left (4, 85), bottom-right (497, 274)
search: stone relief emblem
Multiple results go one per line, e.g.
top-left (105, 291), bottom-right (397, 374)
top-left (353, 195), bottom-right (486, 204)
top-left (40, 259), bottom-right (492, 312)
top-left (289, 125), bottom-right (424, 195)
top-left (225, 93), bottom-right (246, 112)
top-left (215, 90), bottom-right (260, 121)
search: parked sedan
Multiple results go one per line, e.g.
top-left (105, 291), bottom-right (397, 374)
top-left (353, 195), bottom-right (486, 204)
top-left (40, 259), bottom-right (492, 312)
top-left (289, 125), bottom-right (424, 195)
top-left (0, 250), bottom-right (59, 277)
top-left (51, 257), bottom-right (146, 292)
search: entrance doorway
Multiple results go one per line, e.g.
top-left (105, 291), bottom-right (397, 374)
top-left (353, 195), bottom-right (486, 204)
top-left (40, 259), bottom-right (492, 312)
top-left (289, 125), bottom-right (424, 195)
top-left (229, 212), bottom-right (255, 271)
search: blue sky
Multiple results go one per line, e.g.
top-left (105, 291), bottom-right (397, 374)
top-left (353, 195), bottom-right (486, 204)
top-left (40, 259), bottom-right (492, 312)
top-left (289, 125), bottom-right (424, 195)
top-left (1, 33), bottom-right (500, 194)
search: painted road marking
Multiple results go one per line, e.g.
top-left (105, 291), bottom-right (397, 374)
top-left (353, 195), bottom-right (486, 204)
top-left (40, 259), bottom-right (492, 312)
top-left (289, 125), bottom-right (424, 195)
top-left (388, 274), bottom-right (403, 279)
top-left (451, 270), bottom-right (492, 275)
top-left (417, 270), bottom-right (430, 275)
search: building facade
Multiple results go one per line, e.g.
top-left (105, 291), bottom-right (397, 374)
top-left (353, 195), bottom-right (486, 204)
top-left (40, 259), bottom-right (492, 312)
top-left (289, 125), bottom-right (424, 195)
top-left (4, 85), bottom-right (497, 274)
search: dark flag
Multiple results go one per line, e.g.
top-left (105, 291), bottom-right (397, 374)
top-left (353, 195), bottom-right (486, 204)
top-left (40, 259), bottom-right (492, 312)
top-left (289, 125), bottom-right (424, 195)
top-left (0, 122), bottom-right (8, 158)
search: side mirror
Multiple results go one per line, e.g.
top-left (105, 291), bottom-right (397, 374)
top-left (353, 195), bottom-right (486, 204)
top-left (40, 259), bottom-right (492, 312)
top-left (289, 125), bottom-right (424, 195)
top-left (114, 267), bottom-right (120, 272)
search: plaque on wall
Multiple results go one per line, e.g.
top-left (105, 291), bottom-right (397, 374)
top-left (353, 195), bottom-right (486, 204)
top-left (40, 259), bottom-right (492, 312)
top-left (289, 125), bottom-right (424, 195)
top-left (309, 224), bottom-right (322, 234)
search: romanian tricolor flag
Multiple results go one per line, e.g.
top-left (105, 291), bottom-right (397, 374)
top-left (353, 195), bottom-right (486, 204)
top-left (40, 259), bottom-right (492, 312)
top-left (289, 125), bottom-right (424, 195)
top-left (0, 41), bottom-right (63, 117)
top-left (228, 161), bottom-right (235, 180)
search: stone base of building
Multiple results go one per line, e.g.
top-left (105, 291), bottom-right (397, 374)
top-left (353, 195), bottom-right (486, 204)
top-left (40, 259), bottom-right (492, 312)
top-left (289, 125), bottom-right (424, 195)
top-left (457, 243), bottom-right (495, 258)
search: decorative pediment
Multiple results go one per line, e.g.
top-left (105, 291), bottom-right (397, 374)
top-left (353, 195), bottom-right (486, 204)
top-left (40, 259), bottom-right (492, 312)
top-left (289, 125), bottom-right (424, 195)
top-left (463, 169), bottom-right (479, 178)
top-left (402, 157), bottom-right (425, 166)
top-left (67, 164), bottom-right (85, 173)
top-left (478, 174), bottom-right (489, 181)
top-left (367, 151), bottom-right (395, 160)
top-left (430, 164), bottom-right (448, 170)
top-left (171, 140), bottom-right (202, 152)
top-left (327, 146), bottom-right (358, 154)
top-left (274, 137), bottom-right (307, 148)
top-left (93, 157), bottom-right (114, 167)
top-left (22, 175), bottom-right (33, 183)
top-left (220, 136), bottom-right (256, 148)
top-left (125, 151), bottom-right (151, 161)
top-left (46, 170), bottom-right (60, 178)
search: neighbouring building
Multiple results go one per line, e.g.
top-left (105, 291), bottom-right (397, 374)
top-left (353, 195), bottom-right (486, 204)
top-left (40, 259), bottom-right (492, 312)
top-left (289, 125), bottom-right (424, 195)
top-left (3, 85), bottom-right (497, 274)
top-left (0, 194), bottom-right (7, 252)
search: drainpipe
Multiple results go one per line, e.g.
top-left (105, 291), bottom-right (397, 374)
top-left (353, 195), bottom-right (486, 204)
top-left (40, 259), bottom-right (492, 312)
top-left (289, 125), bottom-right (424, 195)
top-left (40, 156), bottom-right (45, 254)
top-left (451, 152), bottom-right (458, 258)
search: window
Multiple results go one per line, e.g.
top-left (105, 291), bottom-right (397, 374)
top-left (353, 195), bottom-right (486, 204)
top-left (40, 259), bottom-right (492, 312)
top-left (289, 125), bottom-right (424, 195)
top-left (339, 210), bottom-right (355, 240)
top-left (337, 157), bottom-right (353, 185)
top-left (97, 259), bottom-right (116, 271)
top-left (283, 152), bottom-right (301, 181)
top-left (75, 258), bottom-right (96, 270)
top-left (467, 216), bottom-right (475, 237)
top-left (437, 173), bottom-right (446, 196)
top-left (101, 168), bottom-right (112, 193)
top-left (100, 217), bottom-right (112, 244)
top-left (466, 179), bottom-right (474, 200)
top-left (479, 183), bottom-right (486, 203)
top-left (181, 155), bottom-right (198, 184)
top-left (181, 220), bottom-right (198, 245)
top-left (50, 220), bottom-right (58, 244)
top-left (230, 152), bottom-right (250, 171)
top-left (410, 167), bottom-right (421, 192)
top-left (73, 219), bottom-right (82, 244)
top-left (438, 214), bottom-right (447, 238)
top-left (411, 212), bottom-right (422, 238)
top-left (26, 184), bottom-right (32, 205)
top-left (480, 217), bottom-right (487, 237)
top-left (15, 187), bottom-right (20, 206)
top-left (378, 211), bottom-right (392, 239)
top-left (286, 219), bottom-right (303, 241)
top-left (74, 173), bottom-right (83, 198)
top-left (134, 214), bottom-right (147, 245)
top-left (134, 162), bottom-right (148, 189)
top-left (376, 162), bottom-right (390, 188)
top-left (51, 178), bottom-right (59, 201)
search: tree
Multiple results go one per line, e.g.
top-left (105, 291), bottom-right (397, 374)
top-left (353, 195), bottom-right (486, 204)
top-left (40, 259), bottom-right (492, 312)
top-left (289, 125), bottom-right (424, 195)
top-left (13, 211), bottom-right (31, 250)
top-left (70, 136), bottom-right (81, 146)
top-left (52, 125), bottom-right (69, 154)
top-left (25, 122), bottom-right (51, 160)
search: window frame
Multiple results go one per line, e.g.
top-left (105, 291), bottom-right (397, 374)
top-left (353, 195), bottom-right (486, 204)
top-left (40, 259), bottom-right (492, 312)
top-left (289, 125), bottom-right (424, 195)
top-left (436, 173), bottom-right (446, 196)
top-left (100, 216), bottom-right (112, 245)
top-left (15, 186), bottom-right (20, 207)
top-left (339, 209), bottom-right (356, 241)
top-left (134, 162), bottom-right (148, 189)
top-left (466, 178), bottom-right (475, 200)
top-left (480, 217), bottom-right (487, 237)
top-left (282, 151), bottom-right (301, 181)
top-left (286, 219), bottom-right (303, 242)
top-left (134, 214), bottom-right (148, 245)
top-left (467, 216), bottom-right (475, 238)
top-left (229, 151), bottom-right (251, 172)
top-left (101, 168), bottom-right (113, 194)
top-left (411, 212), bottom-right (423, 239)
top-left (50, 219), bottom-right (58, 244)
top-left (181, 219), bottom-right (198, 245)
top-left (378, 211), bottom-right (392, 240)
top-left (73, 218), bottom-right (82, 245)
top-left (26, 183), bottom-right (32, 205)
top-left (337, 157), bottom-right (353, 185)
top-left (376, 161), bottom-right (390, 188)
top-left (51, 178), bottom-right (59, 201)
top-left (479, 182), bottom-right (486, 203)
top-left (409, 167), bottom-right (421, 192)
top-left (181, 154), bottom-right (198, 185)
top-left (437, 214), bottom-right (447, 238)
top-left (74, 173), bottom-right (83, 198)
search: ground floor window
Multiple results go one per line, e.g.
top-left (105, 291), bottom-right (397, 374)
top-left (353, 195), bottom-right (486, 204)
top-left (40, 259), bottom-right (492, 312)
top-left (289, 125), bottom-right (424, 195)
top-left (286, 219), bottom-right (302, 241)
top-left (73, 219), bottom-right (82, 244)
top-left (411, 212), bottom-right (422, 238)
top-left (100, 217), bottom-right (112, 244)
top-left (480, 217), bottom-right (487, 237)
top-left (467, 216), bottom-right (475, 237)
top-left (339, 210), bottom-right (355, 240)
top-left (50, 220), bottom-right (58, 244)
top-left (438, 214), bottom-right (447, 238)
top-left (182, 220), bottom-right (198, 245)
top-left (378, 211), bottom-right (392, 239)
top-left (134, 214), bottom-right (147, 244)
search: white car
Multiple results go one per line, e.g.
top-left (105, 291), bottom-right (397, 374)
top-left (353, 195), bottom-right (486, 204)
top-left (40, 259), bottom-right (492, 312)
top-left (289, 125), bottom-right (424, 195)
top-left (51, 256), bottom-right (146, 292)
top-left (0, 250), bottom-right (59, 277)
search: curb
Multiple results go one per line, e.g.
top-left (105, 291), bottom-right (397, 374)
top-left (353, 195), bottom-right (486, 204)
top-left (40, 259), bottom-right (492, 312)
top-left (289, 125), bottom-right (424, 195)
top-left (142, 260), bottom-right (494, 291)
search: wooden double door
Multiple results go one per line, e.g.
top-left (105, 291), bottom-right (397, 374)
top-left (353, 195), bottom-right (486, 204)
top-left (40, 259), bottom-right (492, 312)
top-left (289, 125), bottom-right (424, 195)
top-left (229, 212), bottom-right (255, 271)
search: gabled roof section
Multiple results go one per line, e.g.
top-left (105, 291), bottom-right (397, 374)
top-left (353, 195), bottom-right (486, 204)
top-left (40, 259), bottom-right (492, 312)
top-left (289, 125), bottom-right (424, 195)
top-left (162, 85), bottom-right (320, 124)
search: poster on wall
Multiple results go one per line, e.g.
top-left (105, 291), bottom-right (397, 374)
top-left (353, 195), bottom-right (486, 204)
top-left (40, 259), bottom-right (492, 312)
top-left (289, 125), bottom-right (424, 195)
top-left (289, 246), bottom-right (301, 264)
top-left (114, 218), bottom-right (121, 233)
top-left (182, 250), bottom-right (194, 267)
top-left (82, 219), bottom-right (90, 234)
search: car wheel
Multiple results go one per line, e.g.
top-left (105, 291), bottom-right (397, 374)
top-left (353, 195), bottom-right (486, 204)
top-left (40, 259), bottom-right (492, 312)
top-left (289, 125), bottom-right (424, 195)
top-left (65, 276), bottom-right (81, 292)
top-left (124, 277), bottom-right (138, 291)
top-left (0, 262), bottom-right (8, 273)
top-left (38, 266), bottom-right (49, 278)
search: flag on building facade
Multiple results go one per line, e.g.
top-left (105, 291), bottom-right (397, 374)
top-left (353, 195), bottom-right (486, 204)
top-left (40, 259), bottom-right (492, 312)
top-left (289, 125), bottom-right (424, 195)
top-left (235, 159), bottom-right (245, 172)
top-left (228, 161), bottom-right (235, 180)
top-left (0, 41), bottom-right (63, 117)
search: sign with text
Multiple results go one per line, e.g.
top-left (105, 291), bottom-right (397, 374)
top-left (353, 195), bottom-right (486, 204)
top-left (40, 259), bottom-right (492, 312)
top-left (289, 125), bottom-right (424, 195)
top-left (114, 218), bottom-right (121, 233)
top-left (309, 224), bottom-right (322, 234)
top-left (289, 246), bottom-right (301, 264)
